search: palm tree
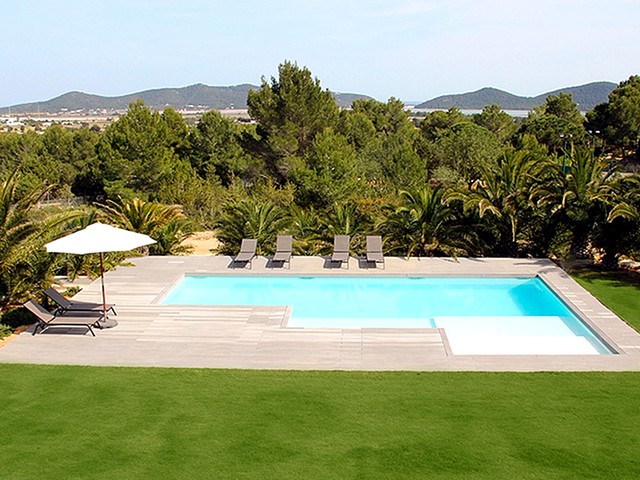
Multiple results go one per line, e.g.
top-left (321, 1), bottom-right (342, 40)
top-left (319, 203), bottom-right (370, 254)
top-left (215, 199), bottom-right (290, 255)
top-left (100, 197), bottom-right (182, 235)
top-left (0, 171), bottom-right (80, 308)
top-left (451, 150), bottom-right (549, 257)
top-left (288, 206), bottom-right (323, 255)
top-left (608, 175), bottom-right (640, 222)
top-left (592, 174), bottom-right (640, 267)
top-left (99, 198), bottom-right (194, 255)
top-left (562, 151), bottom-right (615, 258)
top-left (536, 149), bottom-right (616, 259)
top-left (381, 187), bottom-right (474, 257)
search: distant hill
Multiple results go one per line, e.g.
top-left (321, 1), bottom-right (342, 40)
top-left (416, 82), bottom-right (616, 112)
top-left (0, 83), bottom-right (372, 114)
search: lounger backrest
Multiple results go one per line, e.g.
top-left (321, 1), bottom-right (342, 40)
top-left (240, 239), bottom-right (257, 253)
top-left (24, 299), bottom-right (54, 322)
top-left (334, 235), bottom-right (350, 253)
top-left (44, 287), bottom-right (71, 308)
top-left (276, 235), bottom-right (292, 253)
top-left (366, 236), bottom-right (383, 253)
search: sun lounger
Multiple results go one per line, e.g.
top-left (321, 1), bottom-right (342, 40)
top-left (44, 287), bottom-right (117, 316)
top-left (365, 235), bottom-right (385, 269)
top-left (233, 239), bottom-right (257, 269)
top-left (24, 299), bottom-right (102, 336)
top-left (331, 235), bottom-right (350, 269)
top-left (271, 235), bottom-right (293, 268)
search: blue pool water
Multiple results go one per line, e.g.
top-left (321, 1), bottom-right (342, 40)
top-left (161, 275), bottom-right (612, 355)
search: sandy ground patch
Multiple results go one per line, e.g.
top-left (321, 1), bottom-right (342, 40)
top-left (181, 231), bottom-right (220, 255)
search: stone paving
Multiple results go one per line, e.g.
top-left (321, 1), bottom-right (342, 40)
top-left (1, 255), bottom-right (640, 371)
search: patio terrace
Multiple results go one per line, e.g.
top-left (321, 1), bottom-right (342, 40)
top-left (1, 256), bottom-right (640, 371)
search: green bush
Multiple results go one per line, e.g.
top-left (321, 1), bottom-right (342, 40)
top-left (61, 286), bottom-right (81, 297)
top-left (0, 323), bottom-right (12, 339)
top-left (1, 307), bottom-right (36, 330)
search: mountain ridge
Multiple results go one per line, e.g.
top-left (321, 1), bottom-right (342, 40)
top-left (416, 81), bottom-right (616, 111)
top-left (0, 81), bottom-right (618, 115)
top-left (0, 83), bottom-right (372, 114)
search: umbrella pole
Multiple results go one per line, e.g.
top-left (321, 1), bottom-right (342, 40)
top-left (97, 252), bottom-right (118, 328)
top-left (100, 252), bottom-right (107, 321)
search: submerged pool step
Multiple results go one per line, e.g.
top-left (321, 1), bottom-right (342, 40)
top-left (433, 316), bottom-right (606, 355)
top-left (446, 335), bottom-right (601, 355)
top-left (432, 316), bottom-right (578, 337)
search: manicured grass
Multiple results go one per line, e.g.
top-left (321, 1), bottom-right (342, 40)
top-left (572, 269), bottom-right (640, 332)
top-left (2, 364), bottom-right (640, 479)
top-left (3, 269), bottom-right (640, 478)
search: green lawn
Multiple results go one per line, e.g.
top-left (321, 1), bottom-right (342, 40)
top-left (2, 365), bottom-right (640, 479)
top-left (572, 269), bottom-right (640, 331)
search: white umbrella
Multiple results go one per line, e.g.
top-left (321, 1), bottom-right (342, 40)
top-left (45, 222), bottom-right (156, 328)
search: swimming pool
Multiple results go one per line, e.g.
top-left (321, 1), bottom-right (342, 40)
top-left (161, 275), bottom-right (612, 355)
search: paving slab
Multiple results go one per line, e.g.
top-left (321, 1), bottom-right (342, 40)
top-left (1, 255), bottom-right (640, 371)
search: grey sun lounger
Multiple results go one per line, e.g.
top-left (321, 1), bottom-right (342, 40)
top-left (44, 287), bottom-right (117, 316)
top-left (331, 235), bottom-right (350, 269)
top-left (24, 299), bottom-right (102, 336)
top-left (366, 235), bottom-right (385, 269)
top-left (271, 235), bottom-right (293, 268)
top-left (233, 238), bottom-right (257, 269)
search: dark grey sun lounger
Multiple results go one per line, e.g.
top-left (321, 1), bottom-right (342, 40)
top-left (366, 235), bottom-right (385, 269)
top-left (233, 239), bottom-right (257, 269)
top-left (44, 287), bottom-right (117, 316)
top-left (24, 299), bottom-right (102, 336)
top-left (331, 235), bottom-right (350, 269)
top-left (271, 235), bottom-right (293, 268)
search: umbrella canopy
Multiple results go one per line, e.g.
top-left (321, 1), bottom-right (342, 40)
top-left (45, 222), bottom-right (156, 328)
top-left (45, 222), bottom-right (156, 255)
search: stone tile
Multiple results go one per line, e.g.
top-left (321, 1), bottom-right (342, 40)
top-left (1, 256), bottom-right (639, 371)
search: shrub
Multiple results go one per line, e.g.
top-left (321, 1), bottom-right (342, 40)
top-left (1, 307), bottom-right (36, 330)
top-left (62, 286), bottom-right (81, 297)
top-left (0, 323), bottom-right (12, 339)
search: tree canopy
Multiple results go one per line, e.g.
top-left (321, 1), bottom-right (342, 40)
top-left (1, 63), bottom-right (640, 313)
top-left (246, 61), bottom-right (339, 182)
top-left (587, 75), bottom-right (640, 158)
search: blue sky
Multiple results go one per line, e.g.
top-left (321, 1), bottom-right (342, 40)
top-left (1, 0), bottom-right (639, 107)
